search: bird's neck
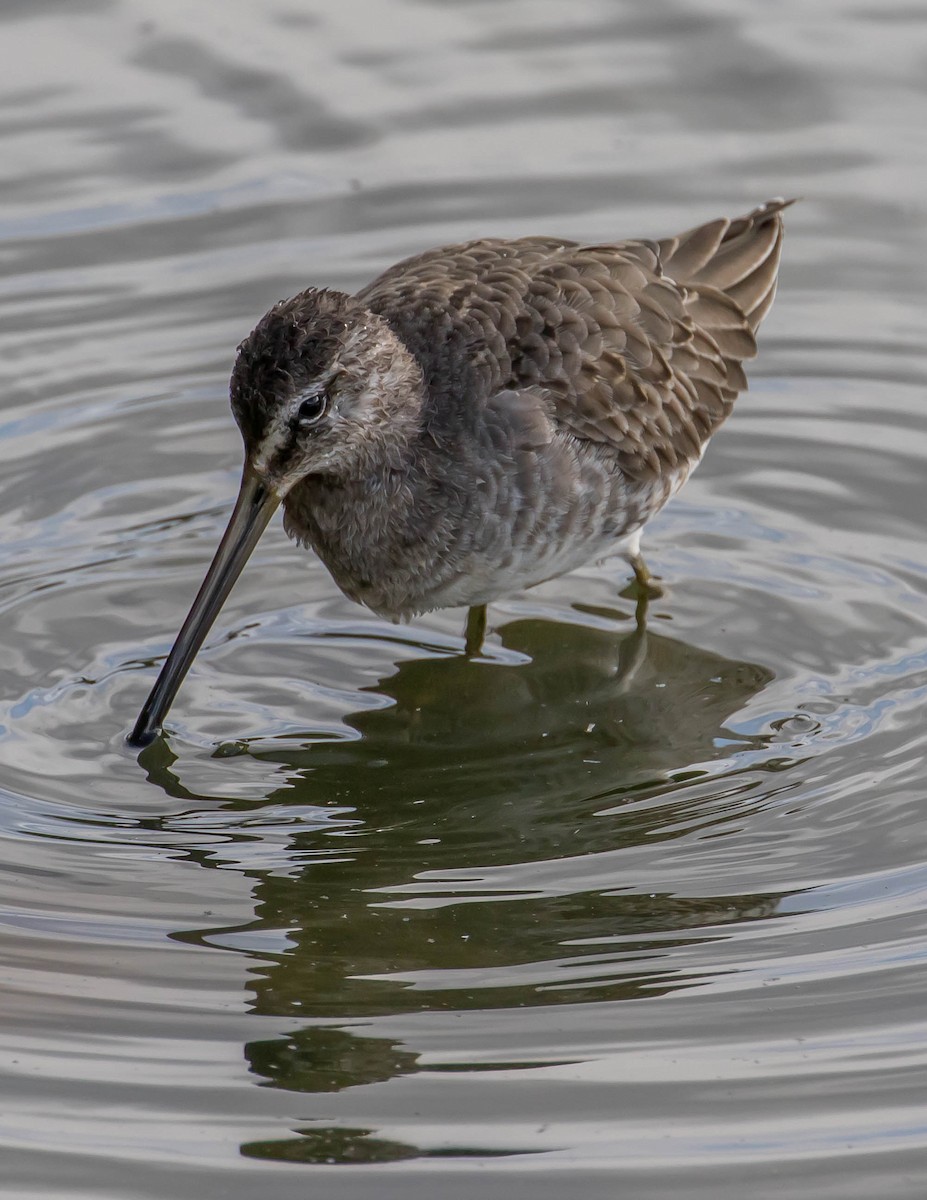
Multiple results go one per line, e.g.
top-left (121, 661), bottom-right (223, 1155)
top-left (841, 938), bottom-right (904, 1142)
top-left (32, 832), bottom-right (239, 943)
top-left (281, 425), bottom-right (463, 617)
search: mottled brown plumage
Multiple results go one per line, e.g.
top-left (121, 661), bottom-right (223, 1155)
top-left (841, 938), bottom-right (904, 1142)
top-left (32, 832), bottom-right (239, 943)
top-left (357, 199), bottom-right (785, 484)
top-left (130, 199), bottom-right (791, 744)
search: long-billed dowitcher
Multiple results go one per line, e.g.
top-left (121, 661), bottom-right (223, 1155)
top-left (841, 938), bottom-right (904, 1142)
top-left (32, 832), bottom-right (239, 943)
top-left (129, 198), bottom-right (791, 745)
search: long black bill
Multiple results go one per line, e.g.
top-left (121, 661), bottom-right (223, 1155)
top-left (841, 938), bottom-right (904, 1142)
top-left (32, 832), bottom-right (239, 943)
top-left (128, 469), bottom-right (281, 747)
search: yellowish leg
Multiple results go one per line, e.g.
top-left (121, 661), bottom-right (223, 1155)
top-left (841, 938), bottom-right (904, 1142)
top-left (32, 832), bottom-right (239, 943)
top-left (629, 550), bottom-right (664, 599)
top-left (464, 604), bottom-right (487, 657)
top-left (632, 585), bottom-right (651, 629)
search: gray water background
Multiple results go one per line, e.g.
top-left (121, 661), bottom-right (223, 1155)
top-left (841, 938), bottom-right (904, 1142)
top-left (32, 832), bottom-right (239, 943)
top-left (1, 0), bottom-right (927, 1196)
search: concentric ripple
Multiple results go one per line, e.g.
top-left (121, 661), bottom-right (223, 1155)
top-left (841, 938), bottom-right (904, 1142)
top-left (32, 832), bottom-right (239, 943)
top-left (2, 1), bottom-right (927, 1197)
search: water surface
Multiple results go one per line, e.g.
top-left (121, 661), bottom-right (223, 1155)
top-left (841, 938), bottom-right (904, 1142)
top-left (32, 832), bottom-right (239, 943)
top-left (2, 1), bottom-right (927, 1196)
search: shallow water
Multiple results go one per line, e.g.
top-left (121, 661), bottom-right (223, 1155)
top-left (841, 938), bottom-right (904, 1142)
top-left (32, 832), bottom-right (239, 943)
top-left (2, 0), bottom-right (927, 1196)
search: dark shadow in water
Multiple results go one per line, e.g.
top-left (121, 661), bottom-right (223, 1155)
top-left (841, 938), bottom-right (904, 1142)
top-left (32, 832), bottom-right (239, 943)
top-left (240, 1122), bottom-right (531, 1165)
top-left (148, 610), bottom-right (786, 1160)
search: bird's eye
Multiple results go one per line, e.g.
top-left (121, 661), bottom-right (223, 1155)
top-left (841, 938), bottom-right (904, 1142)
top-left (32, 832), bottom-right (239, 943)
top-left (297, 393), bottom-right (328, 424)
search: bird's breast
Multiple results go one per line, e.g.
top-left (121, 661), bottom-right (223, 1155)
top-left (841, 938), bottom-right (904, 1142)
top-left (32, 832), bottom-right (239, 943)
top-left (284, 434), bottom-right (682, 619)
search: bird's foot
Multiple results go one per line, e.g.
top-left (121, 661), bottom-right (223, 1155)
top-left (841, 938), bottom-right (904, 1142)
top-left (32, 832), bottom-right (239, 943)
top-left (622, 553), bottom-right (664, 601)
top-left (623, 577), bottom-right (664, 601)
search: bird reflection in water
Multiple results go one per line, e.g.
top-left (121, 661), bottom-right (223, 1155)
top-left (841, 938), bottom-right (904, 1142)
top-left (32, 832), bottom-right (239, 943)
top-left (144, 607), bottom-right (783, 1162)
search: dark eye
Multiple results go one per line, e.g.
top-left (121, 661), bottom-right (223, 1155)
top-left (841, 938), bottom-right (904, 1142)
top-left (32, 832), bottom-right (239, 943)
top-left (297, 393), bottom-right (327, 424)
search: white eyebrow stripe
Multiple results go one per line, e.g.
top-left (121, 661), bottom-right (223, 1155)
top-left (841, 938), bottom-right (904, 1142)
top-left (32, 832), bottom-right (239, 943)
top-left (251, 407), bottom-right (293, 473)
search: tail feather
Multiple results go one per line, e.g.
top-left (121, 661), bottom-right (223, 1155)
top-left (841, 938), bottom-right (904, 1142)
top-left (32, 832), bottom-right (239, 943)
top-left (655, 218), bottom-right (728, 282)
top-left (658, 198), bottom-right (793, 332)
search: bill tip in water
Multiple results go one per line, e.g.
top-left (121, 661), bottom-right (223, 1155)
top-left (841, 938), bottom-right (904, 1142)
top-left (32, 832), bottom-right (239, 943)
top-left (126, 721), bottom-right (159, 749)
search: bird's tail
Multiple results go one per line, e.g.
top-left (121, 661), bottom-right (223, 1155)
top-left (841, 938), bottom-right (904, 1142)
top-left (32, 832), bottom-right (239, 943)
top-left (657, 198), bottom-right (795, 331)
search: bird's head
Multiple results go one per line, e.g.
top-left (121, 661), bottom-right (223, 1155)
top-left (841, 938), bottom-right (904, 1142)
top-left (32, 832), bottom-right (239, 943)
top-left (128, 288), bottom-right (422, 746)
top-left (230, 288), bottom-right (423, 493)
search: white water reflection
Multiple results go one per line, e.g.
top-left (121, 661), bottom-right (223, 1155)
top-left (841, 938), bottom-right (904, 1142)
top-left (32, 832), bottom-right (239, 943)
top-left (1, 0), bottom-right (927, 1197)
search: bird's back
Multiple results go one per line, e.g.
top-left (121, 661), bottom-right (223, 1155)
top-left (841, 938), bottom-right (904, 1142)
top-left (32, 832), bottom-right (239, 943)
top-left (358, 199), bottom-right (790, 485)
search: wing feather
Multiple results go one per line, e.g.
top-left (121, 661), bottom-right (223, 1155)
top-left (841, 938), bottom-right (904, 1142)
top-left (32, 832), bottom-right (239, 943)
top-left (357, 200), bottom-right (792, 484)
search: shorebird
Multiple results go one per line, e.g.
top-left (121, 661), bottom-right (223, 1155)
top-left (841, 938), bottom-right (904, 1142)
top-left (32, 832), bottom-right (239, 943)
top-left (129, 198), bottom-right (790, 745)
